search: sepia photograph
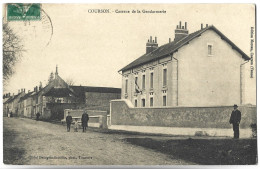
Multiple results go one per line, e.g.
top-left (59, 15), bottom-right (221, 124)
top-left (1, 2), bottom-right (257, 166)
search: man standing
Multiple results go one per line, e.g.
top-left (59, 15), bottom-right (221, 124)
top-left (229, 104), bottom-right (241, 139)
top-left (81, 111), bottom-right (89, 132)
top-left (66, 112), bottom-right (73, 132)
top-left (36, 112), bottom-right (40, 121)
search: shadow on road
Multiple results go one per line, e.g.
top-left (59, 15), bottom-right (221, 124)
top-left (125, 137), bottom-right (257, 165)
top-left (3, 126), bottom-right (26, 164)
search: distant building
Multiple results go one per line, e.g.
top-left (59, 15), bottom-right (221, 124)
top-left (3, 66), bottom-right (121, 120)
top-left (4, 90), bottom-right (26, 116)
top-left (19, 91), bottom-right (34, 118)
top-left (35, 66), bottom-right (121, 120)
top-left (119, 22), bottom-right (250, 107)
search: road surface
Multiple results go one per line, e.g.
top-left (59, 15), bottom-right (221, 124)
top-left (3, 117), bottom-right (192, 165)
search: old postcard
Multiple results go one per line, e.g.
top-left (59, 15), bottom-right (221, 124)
top-left (2, 3), bottom-right (257, 166)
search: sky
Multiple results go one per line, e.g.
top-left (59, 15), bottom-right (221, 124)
top-left (3, 4), bottom-right (256, 104)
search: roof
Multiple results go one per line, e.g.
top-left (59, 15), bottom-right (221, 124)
top-left (4, 93), bottom-right (22, 104)
top-left (43, 88), bottom-right (76, 97)
top-left (120, 25), bottom-right (250, 72)
top-left (71, 86), bottom-right (121, 94)
top-left (4, 96), bottom-right (14, 104)
top-left (19, 92), bottom-right (34, 102)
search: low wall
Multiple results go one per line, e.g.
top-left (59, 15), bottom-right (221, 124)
top-left (62, 109), bottom-right (108, 128)
top-left (110, 100), bottom-right (256, 129)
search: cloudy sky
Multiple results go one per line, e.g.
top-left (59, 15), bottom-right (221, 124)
top-left (3, 4), bottom-right (255, 103)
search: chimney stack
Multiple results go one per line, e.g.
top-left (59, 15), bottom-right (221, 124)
top-left (169, 38), bottom-right (171, 43)
top-left (146, 36), bottom-right (158, 54)
top-left (174, 21), bottom-right (189, 42)
top-left (206, 24), bottom-right (208, 27)
top-left (201, 23), bottom-right (203, 30)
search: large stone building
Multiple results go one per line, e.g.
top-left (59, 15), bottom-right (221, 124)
top-left (119, 22), bottom-right (250, 107)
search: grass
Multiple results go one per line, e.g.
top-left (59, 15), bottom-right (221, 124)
top-left (125, 137), bottom-right (257, 165)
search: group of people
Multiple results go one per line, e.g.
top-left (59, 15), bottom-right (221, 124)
top-left (66, 111), bottom-right (89, 132)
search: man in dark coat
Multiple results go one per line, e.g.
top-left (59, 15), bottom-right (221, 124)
top-left (81, 111), bottom-right (89, 132)
top-left (36, 112), bottom-right (40, 121)
top-left (66, 112), bottom-right (73, 132)
top-left (229, 104), bottom-right (241, 139)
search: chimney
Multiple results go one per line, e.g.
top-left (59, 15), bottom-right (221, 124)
top-left (169, 38), bottom-right (171, 43)
top-left (174, 21), bottom-right (189, 42)
top-left (206, 24), bottom-right (208, 27)
top-left (201, 23), bottom-right (203, 30)
top-left (146, 36), bottom-right (158, 54)
top-left (18, 89), bottom-right (20, 93)
top-left (36, 86), bottom-right (38, 92)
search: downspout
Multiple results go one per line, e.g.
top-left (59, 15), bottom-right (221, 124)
top-left (172, 55), bottom-right (179, 106)
top-left (118, 70), bottom-right (123, 99)
top-left (240, 60), bottom-right (249, 105)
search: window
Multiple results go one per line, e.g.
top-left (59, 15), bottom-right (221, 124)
top-left (208, 44), bottom-right (213, 55)
top-left (135, 100), bottom-right (138, 107)
top-left (150, 72), bottom-right (154, 89)
top-left (142, 74), bottom-right (146, 89)
top-left (163, 96), bottom-right (167, 106)
top-left (142, 99), bottom-right (145, 107)
top-left (125, 79), bottom-right (128, 93)
top-left (135, 76), bottom-right (139, 93)
top-left (150, 97), bottom-right (153, 107)
top-left (163, 69), bottom-right (167, 87)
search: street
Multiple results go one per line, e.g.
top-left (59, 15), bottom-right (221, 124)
top-left (3, 117), bottom-right (191, 165)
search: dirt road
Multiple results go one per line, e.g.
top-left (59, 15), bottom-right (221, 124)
top-left (3, 117), bottom-right (192, 165)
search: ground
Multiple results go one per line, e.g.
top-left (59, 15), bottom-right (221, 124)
top-left (3, 117), bottom-right (257, 165)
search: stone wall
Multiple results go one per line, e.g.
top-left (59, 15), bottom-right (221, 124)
top-left (111, 100), bottom-right (256, 129)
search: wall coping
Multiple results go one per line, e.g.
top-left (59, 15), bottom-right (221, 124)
top-left (111, 99), bottom-right (256, 109)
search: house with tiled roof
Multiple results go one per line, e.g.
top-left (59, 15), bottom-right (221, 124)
top-left (18, 91), bottom-right (34, 117)
top-left (4, 90), bottom-right (26, 116)
top-left (119, 22), bottom-right (250, 107)
top-left (34, 66), bottom-right (121, 120)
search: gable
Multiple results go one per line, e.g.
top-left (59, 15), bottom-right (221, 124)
top-left (120, 26), bottom-right (250, 72)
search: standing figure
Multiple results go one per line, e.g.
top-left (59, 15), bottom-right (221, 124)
top-left (229, 104), bottom-right (241, 139)
top-left (81, 111), bottom-right (89, 132)
top-left (74, 118), bottom-right (79, 132)
top-left (66, 112), bottom-right (73, 132)
top-left (36, 112), bottom-right (40, 121)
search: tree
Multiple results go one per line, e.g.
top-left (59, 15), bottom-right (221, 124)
top-left (65, 78), bottom-right (75, 86)
top-left (3, 22), bottom-right (24, 86)
top-left (48, 72), bottom-right (54, 84)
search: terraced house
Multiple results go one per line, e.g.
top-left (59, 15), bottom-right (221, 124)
top-left (119, 22), bottom-right (250, 107)
top-left (3, 66), bottom-right (121, 120)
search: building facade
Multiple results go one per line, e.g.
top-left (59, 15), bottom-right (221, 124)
top-left (120, 22), bottom-right (250, 107)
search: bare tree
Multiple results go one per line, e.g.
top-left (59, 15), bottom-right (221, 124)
top-left (3, 22), bottom-right (24, 86)
top-left (48, 72), bottom-right (54, 84)
top-left (65, 78), bottom-right (75, 86)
